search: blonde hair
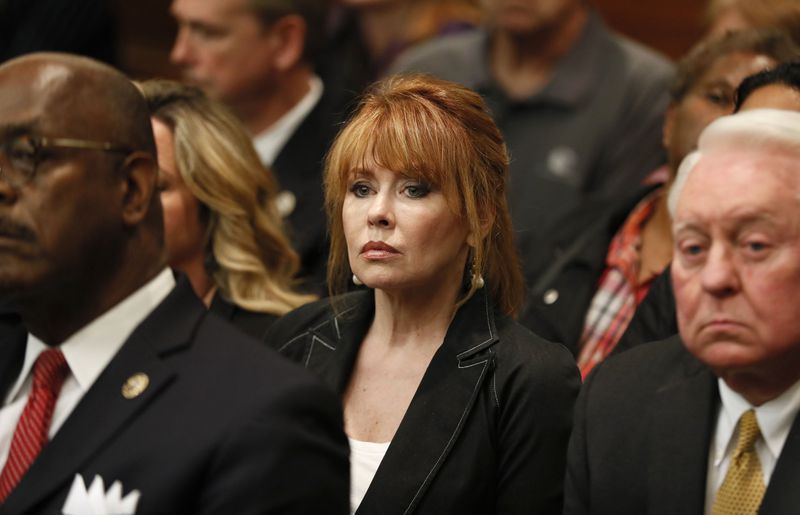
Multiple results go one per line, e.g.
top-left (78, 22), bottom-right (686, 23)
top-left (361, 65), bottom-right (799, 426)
top-left (138, 79), bottom-right (315, 315)
top-left (324, 74), bottom-right (523, 317)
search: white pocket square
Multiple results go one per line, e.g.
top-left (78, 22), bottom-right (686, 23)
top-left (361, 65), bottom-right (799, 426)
top-left (62, 473), bottom-right (140, 515)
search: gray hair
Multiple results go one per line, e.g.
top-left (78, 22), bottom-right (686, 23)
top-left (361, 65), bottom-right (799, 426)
top-left (668, 108), bottom-right (800, 216)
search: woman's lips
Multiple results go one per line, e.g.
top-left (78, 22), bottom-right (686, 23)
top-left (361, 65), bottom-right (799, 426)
top-left (360, 241), bottom-right (400, 259)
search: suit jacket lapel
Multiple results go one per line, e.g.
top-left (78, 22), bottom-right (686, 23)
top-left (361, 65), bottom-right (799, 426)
top-left (0, 317), bottom-right (26, 402)
top-left (358, 290), bottom-right (499, 514)
top-left (305, 291), bottom-right (374, 394)
top-left (759, 409), bottom-right (800, 514)
top-left (1, 280), bottom-right (202, 515)
top-left (647, 343), bottom-right (717, 515)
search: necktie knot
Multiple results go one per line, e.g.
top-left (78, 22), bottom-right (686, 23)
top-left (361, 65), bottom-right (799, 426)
top-left (31, 348), bottom-right (69, 393)
top-left (733, 409), bottom-right (761, 461)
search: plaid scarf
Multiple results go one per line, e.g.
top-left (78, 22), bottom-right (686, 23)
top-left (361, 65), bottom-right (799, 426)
top-left (577, 191), bottom-right (663, 378)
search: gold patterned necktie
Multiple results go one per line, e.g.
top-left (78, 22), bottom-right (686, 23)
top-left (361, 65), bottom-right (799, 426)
top-left (711, 409), bottom-right (766, 515)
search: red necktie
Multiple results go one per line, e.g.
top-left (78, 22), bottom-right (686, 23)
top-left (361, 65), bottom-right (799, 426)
top-left (0, 348), bottom-right (69, 502)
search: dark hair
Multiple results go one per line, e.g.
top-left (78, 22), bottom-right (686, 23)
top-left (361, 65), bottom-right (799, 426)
top-left (671, 29), bottom-right (800, 102)
top-left (735, 60), bottom-right (800, 110)
top-left (249, 0), bottom-right (330, 62)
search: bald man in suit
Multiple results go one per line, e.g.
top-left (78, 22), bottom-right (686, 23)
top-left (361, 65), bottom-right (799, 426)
top-left (0, 52), bottom-right (348, 514)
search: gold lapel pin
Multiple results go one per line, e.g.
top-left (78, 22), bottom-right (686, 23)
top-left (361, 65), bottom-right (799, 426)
top-left (121, 373), bottom-right (150, 399)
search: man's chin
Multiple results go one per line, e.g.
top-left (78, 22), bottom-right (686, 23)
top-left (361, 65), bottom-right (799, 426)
top-left (693, 340), bottom-right (760, 372)
top-left (0, 268), bottom-right (47, 304)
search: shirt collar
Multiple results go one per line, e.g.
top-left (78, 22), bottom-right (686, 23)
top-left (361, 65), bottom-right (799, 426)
top-left (713, 377), bottom-right (800, 466)
top-left (253, 75), bottom-right (324, 165)
top-left (8, 269), bottom-right (175, 402)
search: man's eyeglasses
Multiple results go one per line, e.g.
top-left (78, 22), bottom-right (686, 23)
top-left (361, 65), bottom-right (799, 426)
top-left (0, 134), bottom-right (133, 188)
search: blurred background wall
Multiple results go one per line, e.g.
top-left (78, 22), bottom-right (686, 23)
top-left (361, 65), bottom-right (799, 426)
top-left (116, 0), bottom-right (705, 80)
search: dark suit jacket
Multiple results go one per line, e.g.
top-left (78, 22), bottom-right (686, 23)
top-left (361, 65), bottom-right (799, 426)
top-left (272, 86), bottom-right (344, 295)
top-left (208, 292), bottom-right (278, 342)
top-left (564, 335), bottom-right (800, 515)
top-left (614, 264), bottom-right (677, 354)
top-left (266, 288), bottom-right (580, 514)
top-left (519, 187), bottom-right (656, 356)
top-left (0, 279), bottom-right (349, 515)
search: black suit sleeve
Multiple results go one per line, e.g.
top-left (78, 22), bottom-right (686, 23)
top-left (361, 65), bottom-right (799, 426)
top-left (495, 330), bottom-right (581, 513)
top-left (195, 379), bottom-right (349, 514)
top-left (563, 365), bottom-right (594, 515)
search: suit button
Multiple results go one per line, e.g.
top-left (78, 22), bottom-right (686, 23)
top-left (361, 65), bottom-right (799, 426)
top-left (543, 289), bottom-right (559, 305)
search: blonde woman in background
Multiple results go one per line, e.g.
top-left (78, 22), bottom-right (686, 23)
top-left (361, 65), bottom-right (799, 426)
top-left (138, 79), bottom-right (315, 339)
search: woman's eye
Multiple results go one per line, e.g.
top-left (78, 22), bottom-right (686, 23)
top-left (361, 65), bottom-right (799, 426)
top-left (404, 182), bottom-right (430, 198)
top-left (350, 182), bottom-right (372, 197)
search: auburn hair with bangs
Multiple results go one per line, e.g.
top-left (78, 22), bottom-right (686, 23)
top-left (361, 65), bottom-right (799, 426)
top-left (324, 74), bottom-right (524, 317)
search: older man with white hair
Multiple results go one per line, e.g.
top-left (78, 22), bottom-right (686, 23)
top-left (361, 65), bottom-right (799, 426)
top-left (564, 108), bottom-right (800, 515)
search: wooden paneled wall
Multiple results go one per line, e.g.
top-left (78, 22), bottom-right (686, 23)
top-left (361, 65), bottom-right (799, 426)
top-left (594, 0), bottom-right (706, 59)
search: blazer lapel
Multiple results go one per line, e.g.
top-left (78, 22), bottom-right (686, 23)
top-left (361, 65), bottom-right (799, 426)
top-left (358, 290), bottom-right (499, 514)
top-left (647, 343), bottom-right (717, 515)
top-left (306, 291), bottom-right (374, 394)
top-left (759, 409), bottom-right (800, 514)
top-left (1, 280), bottom-right (203, 515)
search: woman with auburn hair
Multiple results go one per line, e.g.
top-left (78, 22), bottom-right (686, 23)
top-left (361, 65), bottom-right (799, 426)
top-left (266, 74), bottom-right (579, 514)
top-left (138, 79), bottom-right (315, 339)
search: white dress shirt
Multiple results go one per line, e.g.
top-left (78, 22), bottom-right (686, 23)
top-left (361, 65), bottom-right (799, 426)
top-left (704, 377), bottom-right (800, 514)
top-left (0, 269), bottom-right (175, 468)
top-left (252, 75), bottom-right (324, 166)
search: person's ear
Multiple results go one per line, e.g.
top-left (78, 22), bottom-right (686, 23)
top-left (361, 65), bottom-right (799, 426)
top-left (467, 211), bottom-right (495, 248)
top-left (119, 152), bottom-right (158, 227)
top-left (269, 15), bottom-right (307, 72)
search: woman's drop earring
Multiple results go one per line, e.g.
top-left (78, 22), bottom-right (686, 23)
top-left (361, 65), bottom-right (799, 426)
top-left (471, 257), bottom-right (485, 289)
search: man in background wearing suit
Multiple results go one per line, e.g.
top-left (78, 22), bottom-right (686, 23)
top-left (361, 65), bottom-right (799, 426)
top-left (565, 108), bottom-right (800, 515)
top-left (170, 0), bottom-right (339, 293)
top-left (0, 52), bottom-right (348, 514)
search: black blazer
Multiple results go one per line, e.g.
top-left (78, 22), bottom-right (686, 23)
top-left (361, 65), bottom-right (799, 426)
top-left (266, 288), bottom-right (580, 514)
top-left (518, 187), bottom-right (656, 356)
top-left (0, 279), bottom-right (349, 514)
top-left (208, 292), bottom-right (278, 342)
top-left (564, 335), bottom-right (800, 515)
